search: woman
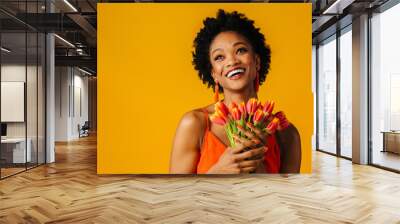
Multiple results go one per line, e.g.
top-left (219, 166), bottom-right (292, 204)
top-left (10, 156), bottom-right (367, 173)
top-left (170, 9), bottom-right (301, 174)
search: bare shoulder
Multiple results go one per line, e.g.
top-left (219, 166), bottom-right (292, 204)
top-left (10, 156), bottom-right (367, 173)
top-left (279, 123), bottom-right (300, 139)
top-left (178, 104), bottom-right (214, 129)
top-left (276, 123), bottom-right (301, 149)
top-left (170, 108), bottom-right (209, 173)
top-left (276, 122), bottom-right (301, 173)
top-left (178, 109), bottom-right (205, 132)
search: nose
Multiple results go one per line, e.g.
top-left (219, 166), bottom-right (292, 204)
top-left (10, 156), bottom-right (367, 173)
top-left (226, 53), bottom-right (239, 67)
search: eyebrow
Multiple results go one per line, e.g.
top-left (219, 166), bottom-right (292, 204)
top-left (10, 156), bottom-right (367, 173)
top-left (211, 41), bottom-right (248, 55)
top-left (233, 41), bottom-right (247, 47)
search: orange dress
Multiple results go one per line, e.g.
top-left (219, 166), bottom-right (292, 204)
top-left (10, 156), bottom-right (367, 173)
top-left (197, 109), bottom-right (281, 174)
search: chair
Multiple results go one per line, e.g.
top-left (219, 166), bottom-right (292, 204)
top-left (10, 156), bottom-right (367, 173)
top-left (79, 121), bottom-right (90, 138)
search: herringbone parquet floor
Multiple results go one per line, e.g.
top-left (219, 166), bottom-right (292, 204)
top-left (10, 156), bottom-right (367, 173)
top-left (1, 134), bottom-right (400, 224)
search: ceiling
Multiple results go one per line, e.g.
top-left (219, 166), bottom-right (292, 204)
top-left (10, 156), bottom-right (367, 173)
top-left (0, 0), bottom-right (393, 75)
top-left (1, 0), bottom-right (97, 74)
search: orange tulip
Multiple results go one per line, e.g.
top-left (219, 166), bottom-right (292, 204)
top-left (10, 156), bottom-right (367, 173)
top-left (216, 110), bottom-right (228, 122)
top-left (238, 102), bottom-right (247, 119)
top-left (263, 100), bottom-right (275, 115)
top-left (210, 113), bottom-right (227, 125)
top-left (265, 117), bottom-right (279, 134)
top-left (253, 109), bottom-right (264, 124)
top-left (275, 111), bottom-right (290, 130)
top-left (230, 102), bottom-right (238, 110)
top-left (215, 102), bottom-right (229, 118)
top-left (229, 102), bottom-right (238, 117)
top-left (231, 107), bottom-right (241, 121)
top-left (246, 98), bottom-right (258, 116)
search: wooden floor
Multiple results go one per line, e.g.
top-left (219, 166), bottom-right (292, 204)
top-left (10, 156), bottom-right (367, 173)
top-left (0, 167), bottom-right (26, 178)
top-left (1, 163), bottom-right (44, 178)
top-left (0, 135), bottom-right (400, 223)
top-left (372, 150), bottom-right (400, 171)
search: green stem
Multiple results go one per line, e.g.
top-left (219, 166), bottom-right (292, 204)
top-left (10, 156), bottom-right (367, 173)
top-left (225, 122), bottom-right (235, 147)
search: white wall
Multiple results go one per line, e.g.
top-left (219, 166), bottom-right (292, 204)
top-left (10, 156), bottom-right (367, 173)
top-left (55, 66), bottom-right (70, 141)
top-left (1, 65), bottom-right (38, 138)
top-left (72, 73), bottom-right (89, 138)
top-left (1, 63), bottom-right (46, 163)
top-left (55, 67), bottom-right (89, 141)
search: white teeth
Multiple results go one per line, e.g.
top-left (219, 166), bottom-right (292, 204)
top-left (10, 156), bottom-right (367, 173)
top-left (226, 68), bottom-right (245, 78)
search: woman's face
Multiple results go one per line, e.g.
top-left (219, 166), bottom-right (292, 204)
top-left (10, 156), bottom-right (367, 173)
top-left (209, 31), bottom-right (260, 92)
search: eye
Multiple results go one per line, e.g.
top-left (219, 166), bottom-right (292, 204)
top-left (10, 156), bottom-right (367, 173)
top-left (214, 55), bottom-right (224, 61)
top-left (237, 47), bottom-right (248, 54)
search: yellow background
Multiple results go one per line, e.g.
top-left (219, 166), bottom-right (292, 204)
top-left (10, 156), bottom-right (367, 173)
top-left (98, 3), bottom-right (312, 174)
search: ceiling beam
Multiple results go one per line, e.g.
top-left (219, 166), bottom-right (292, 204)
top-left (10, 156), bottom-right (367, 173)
top-left (55, 55), bottom-right (96, 70)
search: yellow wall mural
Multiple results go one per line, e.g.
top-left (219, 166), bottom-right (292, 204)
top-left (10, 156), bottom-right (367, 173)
top-left (98, 3), bottom-right (312, 174)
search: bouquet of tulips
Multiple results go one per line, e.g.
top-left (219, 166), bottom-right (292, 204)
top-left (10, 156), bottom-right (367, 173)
top-left (210, 98), bottom-right (290, 147)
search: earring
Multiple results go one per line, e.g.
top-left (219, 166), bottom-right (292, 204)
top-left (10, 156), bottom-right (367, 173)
top-left (214, 81), bottom-right (219, 103)
top-left (254, 74), bottom-right (259, 93)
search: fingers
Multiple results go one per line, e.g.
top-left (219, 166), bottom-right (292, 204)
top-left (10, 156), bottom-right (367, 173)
top-left (237, 125), bottom-right (260, 144)
top-left (227, 157), bottom-right (264, 174)
top-left (229, 164), bottom-right (257, 174)
top-left (240, 166), bottom-right (256, 173)
top-left (246, 122), bottom-right (267, 145)
top-left (246, 122), bottom-right (262, 136)
top-left (238, 158), bottom-right (264, 169)
top-left (235, 146), bottom-right (267, 161)
top-left (231, 135), bottom-right (255, 153)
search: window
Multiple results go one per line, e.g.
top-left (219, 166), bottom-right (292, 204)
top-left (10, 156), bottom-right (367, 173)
top-left (339, 28), bottom-right (352, 158)
top-left (317, 35), bottom-right (337, 154)
top-left (0, 1), bottom-right (46, 179)
top-left (371, 2), bottom-right (400, 171)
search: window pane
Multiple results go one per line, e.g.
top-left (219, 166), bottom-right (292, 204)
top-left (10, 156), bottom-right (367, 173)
top-left (318, 36), bottom-right (337, 154)
top-left (27, 31), bottom-right (38, 169)
top-left (340, 29), bottom-right (352, 158)
top-left (1, 30), bottom-right (28, 177)
top-left (371, 3), bottom-right (400, 171)
top-left (38, 32), bottom-right (45, 165)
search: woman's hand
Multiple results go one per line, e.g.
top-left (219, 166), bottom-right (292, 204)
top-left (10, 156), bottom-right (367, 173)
top-left (237, 123), bottom-right (268, 173)
top-left (237, 122), bottom-right (267, 146)
top-left (207, 135), bottom-right (267, 174)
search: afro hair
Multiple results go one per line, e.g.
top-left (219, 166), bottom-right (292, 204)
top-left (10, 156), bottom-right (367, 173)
top-left (192, 9), bottom-right (271, 92)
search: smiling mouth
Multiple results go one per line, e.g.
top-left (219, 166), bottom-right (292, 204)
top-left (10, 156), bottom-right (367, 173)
top-left (226, 68), bottom-right (245, 78)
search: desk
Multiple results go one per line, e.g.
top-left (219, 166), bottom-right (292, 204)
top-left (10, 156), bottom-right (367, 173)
top-left (1, 138), bottom-right (31, 163)
top-left (382, 131), bottom-right (400, 154)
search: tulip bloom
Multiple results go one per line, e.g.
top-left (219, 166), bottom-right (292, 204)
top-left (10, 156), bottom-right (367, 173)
top-left (238, 102), bottom-right (247, 119)
top-left (216, 110), bottom-right (228, 122)
top-left (209, 98), bottom-right (290, 147)
top-left (229, 102), bottom-right (239, 118)
top-left (275, 111), bottom-right (290, 130)
top-left (231, 107), bottom-right (242, 121)
top-left (253, 109), bottom-right (265, 125)
top-left (246, 98), bottom-right (259, 116)
top-left (265, 117), bottom-right (279, 134)
top-left (215, 102), bottom-right (230, 118)
top-left (263, 101), bottom-right (275, 115)
top-left (210, 113), bottom-right (227, 125)
top-left (230, 102), bottom-right (238, 110)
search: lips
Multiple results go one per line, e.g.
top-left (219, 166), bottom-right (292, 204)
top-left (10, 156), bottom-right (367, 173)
top-left (225, 67), bottom-right (245, 79)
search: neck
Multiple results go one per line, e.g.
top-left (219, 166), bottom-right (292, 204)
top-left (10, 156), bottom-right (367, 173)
top-left (222, 86), bottom-right (257, 106)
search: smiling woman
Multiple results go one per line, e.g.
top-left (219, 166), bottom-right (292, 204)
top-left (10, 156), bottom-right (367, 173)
top-left (169, 9), bottom-right (302, 174)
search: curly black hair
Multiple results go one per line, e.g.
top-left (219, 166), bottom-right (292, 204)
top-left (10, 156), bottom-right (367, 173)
top-left (192, 9), bottom-right (271, 92)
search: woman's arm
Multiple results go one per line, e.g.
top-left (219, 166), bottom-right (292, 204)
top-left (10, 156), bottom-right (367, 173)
top-left (276, 123), bottom-right (301, 173)
top-left (169, 111), bottom-right (204, 174)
